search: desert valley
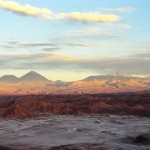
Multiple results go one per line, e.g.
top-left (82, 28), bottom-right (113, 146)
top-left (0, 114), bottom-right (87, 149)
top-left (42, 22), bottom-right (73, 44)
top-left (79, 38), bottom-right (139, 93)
top-left (0, 0), bottom-right (150, 149)
top-left (0, 93), bottom-right (150, 150)
top-left (0, 72), bottom-right (150, 150)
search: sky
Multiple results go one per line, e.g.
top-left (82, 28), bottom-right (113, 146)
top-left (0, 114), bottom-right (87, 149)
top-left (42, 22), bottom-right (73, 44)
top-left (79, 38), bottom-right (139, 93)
top-left (0, 0), bottom-right (150, 81)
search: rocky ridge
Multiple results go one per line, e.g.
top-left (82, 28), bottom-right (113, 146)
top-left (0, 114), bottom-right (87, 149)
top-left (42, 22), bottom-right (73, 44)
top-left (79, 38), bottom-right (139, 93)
top-left (0, 93), bottom-right (150, 119)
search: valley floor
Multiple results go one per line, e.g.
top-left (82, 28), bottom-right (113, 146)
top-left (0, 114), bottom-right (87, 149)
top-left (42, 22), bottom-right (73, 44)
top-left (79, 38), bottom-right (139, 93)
top-left (0, 115), bottom-right (150, 150)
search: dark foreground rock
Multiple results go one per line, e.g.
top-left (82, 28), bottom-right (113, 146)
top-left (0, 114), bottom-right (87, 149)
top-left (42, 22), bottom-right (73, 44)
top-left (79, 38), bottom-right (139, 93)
top-left (0, 146), bottom-right (16, 150)
top-left (49, 143), bottom-right (106, 150)
top-left (0, 115), bottom-right (150, 150)
top-left (0, 144), bottom-right (106, 150)
top-left (0, 93), bottom-right (150, 119)
top-left (129, 134), bottom-right (150, 145)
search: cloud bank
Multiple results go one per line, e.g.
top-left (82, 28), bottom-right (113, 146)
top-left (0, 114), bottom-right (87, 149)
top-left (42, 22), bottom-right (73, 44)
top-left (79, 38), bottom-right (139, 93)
top-left (0, 52), bottom-right (150, 75)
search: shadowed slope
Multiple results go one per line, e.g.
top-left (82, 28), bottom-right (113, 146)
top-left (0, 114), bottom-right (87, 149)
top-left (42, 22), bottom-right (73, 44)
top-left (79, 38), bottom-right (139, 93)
top-left (0, 75), bottom-right (18, 82)
top-left (19, 71), bottom-right (49, 82)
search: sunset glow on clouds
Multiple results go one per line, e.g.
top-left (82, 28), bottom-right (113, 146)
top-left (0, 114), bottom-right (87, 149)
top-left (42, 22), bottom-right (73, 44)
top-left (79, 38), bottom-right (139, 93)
top-left (0, 0), bottom-right (149, 81)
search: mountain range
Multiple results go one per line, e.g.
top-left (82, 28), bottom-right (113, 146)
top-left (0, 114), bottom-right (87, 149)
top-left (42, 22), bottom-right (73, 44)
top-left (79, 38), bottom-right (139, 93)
top-left (0, 71), bottom-right (49, 83)
top-left (0, 71), bottom-right (150, 95)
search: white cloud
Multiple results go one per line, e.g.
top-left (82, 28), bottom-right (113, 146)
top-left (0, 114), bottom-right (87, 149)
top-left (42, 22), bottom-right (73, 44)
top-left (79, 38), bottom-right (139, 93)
top-left (118, 24), bottom-right (131, 29)
top-left (0, 0), bottom-right (120, 23)
top-left (0, 0), bottom-right (53, 19)
top-left (57, 12), bottom-right (120, 23)
top-left (83, 28), bottom-right (104, 33)
top-left (98, 7), bottom-right (135, 13)
top-left (66, 42), bottom-right (96, 47)
top-left (61, 28), bottom-right (120, 39)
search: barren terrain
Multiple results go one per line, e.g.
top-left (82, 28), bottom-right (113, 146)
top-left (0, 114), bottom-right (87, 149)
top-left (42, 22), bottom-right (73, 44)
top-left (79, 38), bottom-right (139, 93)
top-left (0, 115), bottom-right (150, 150)
top-left (0, 93), bottom-right (149, 149)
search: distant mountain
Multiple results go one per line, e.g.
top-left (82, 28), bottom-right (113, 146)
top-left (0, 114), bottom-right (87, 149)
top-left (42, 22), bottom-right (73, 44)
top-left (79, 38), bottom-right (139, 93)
top-left (0, 72), bottom-right (149, 95)
top-left (82, 74), bottom-right (138, 82)
top-left (0, 75), bottom-right (18, 82)
top-left (19, 71), bottom-right (49, 82)
top-left (66, 74), bottom-right (150, 94)
top-left (54, 80), bottom-right (68, 87)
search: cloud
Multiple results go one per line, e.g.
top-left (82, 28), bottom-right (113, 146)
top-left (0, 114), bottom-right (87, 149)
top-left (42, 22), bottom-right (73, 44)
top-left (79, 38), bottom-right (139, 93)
top-left (18, 42), bottom-right (56, 47)
top-left (70, 28), bottom-right (105, 36)
top-left (97, 7), bottom-right (135, 13)
top-left (1, 39), bottom-right (98, 49)
top-left (83, 28), bottom-right (104, 34)
top-left (0, 0), bottom-right (53, 19)
top-left (0, 52), bottom-right (150, 75)
top-left (57, 12), bottom-right (120, 23)
top-left (43, 47), bottom-right (60, 51)
top-left (1, 40), bottom-right (60, 50)
top-left (0, 0), bottom-right (120, 23)
top-left (55, 28), bottom-right (120, 42)
top-left (66, 42), bottom-right (96, 47)
top-left (116, 24), bottom-right (131, 29)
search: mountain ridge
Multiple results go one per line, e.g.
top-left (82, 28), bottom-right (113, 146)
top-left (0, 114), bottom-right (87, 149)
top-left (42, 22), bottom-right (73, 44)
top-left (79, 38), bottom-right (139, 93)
top-left (0, 71), bottom-right (50, 83)
top-left (0, 71), bottom-right (148, 83)
top-left (0, 71), bottom-right (149, 95)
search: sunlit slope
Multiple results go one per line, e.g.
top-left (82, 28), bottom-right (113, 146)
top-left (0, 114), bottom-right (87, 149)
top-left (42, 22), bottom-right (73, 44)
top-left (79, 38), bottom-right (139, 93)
top-left (0, 72), bottom-right (149, 95)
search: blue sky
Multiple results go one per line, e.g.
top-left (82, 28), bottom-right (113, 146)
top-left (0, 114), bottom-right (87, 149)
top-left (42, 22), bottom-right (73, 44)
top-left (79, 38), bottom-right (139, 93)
top-left (0, 0), bottom-right (149, 81)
